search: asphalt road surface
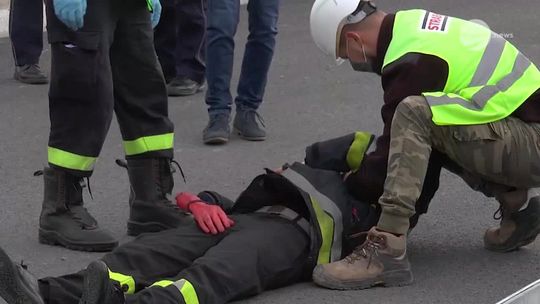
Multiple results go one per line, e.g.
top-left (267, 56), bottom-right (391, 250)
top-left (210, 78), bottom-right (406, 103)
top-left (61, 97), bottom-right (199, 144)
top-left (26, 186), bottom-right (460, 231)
top-left (1, 1), bottom-right (539, 303)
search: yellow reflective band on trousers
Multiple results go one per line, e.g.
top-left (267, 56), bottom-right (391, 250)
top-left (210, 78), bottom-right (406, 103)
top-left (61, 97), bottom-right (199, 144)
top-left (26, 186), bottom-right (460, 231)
top-left (123, 133), bottom-right (174, 156)
top-left (108, 269), bottom-right (135, 294)
top-left (310, 196), bottom-right (335, 265)
top-left (383, 9), bottom-right (540, 126)
top-left (346, 132), bottom-right (373, 172)
top-left (150, 279), bottom-right (200, 304)
top-left (48, 147), bottom-right (96, 172)
top-left (146, 0), bottom-right (153, 11)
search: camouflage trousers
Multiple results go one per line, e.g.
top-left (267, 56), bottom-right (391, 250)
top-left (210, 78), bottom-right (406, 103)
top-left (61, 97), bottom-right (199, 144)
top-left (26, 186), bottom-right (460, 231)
top-left (377, 96), bottom-right (540, 235)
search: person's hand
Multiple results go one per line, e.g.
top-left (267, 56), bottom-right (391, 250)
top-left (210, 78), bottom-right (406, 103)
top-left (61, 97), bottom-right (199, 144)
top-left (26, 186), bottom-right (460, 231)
top-left (176, 192), bottom-right (234, 234)
top-left (53, 0), bottom-right (87, 31)
top-left (150, 0), bottom-right (162, 28)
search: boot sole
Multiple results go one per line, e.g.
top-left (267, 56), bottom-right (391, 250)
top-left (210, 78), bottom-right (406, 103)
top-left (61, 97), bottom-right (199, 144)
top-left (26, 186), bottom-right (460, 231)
top-left (484, 225), bottom-right (540, 253)
top-left (13, 75), bottom-right (48, 85)
top-left (79, 261), bottom-right (109, 304)
top-left (312, 266), bottom-right (414, 291)
top-left (127, 221), bottom-right (172, 237)
top-left (38, 229), bottom-right (118, 252)
top-left (0, 248), bottom-right (44, 304)
top-left (203, 136), bottom-right (229, 145)
top-left (234, 128), bottom-right (266, 141)
top-left (168, 86), bottom-right (204, 97)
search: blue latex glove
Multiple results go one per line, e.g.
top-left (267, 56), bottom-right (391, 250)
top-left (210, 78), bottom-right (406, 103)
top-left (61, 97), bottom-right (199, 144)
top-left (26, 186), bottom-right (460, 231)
top-left (53, 0), bottom-right (87, 31)
top-left (151, 0), bottom-right (162, 28)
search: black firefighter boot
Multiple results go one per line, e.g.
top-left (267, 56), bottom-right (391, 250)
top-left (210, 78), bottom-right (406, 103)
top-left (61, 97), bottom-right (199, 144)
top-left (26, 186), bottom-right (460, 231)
top-left (79, 261), bottom-right (125, 304)
top-left (39, 167), bottom-right (118, 252)
top-left (125, 158), bottom-right (191, 236)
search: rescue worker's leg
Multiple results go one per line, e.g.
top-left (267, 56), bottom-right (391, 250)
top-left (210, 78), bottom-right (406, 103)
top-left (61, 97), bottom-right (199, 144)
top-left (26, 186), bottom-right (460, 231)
top-left (110, 0), bottom-right (189, 236)
top-left (314, 96), bottom-right (540, 290)
top-left (122, 214), bottom-right (310, 304)
top-left (38, 221), bottom-right (225, 304)
top-left (378, 96), bottom-right (540, 246)
top-left (40, 0), bottom-right (118, 251)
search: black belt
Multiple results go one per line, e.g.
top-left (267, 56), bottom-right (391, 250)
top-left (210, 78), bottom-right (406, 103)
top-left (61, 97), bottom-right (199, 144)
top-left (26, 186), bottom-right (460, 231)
top-left (255, 205), bottom-right (310, 235)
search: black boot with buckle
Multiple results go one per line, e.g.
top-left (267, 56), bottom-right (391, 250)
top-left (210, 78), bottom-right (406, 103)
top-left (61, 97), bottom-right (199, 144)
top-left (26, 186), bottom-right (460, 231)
top-left (38, 167), bottom-right (118, 252)
top-left (119, 158), bottom-right (191, 236)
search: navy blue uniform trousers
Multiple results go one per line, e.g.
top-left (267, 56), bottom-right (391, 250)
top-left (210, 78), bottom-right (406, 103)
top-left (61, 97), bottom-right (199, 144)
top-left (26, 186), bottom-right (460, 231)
top-left (9, 0), bottom-right (44, 66)
top-left (154, 0), bottom-right (207, 84)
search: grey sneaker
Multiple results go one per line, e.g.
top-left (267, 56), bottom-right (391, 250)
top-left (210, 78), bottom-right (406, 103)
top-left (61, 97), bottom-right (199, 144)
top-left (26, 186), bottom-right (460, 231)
top-left (203, 114), bottom-right (231, 145)
top-left (14, 64), bottom-right (48, 85)
top-left (167, 77), bottom-right (205, 97)
top-left (233, 109), bottom-right (266, 141)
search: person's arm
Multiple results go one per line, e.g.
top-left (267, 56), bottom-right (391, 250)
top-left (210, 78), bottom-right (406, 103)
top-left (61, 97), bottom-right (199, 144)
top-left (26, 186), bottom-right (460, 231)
top-left (304, 132), bottom-right (375, 172)
top-left (176, 192), bottom-right (235, 235)
top-left (346, 53), bottom-right (449, 205)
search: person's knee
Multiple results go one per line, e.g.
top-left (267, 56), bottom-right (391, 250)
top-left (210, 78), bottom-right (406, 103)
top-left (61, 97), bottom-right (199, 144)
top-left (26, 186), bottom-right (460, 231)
top-left (396, 96), bottom-right (431, 120)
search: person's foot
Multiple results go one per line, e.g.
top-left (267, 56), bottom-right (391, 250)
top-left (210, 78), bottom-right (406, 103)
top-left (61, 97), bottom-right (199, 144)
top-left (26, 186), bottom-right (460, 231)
top-left (39, 167), bottom-right (118, 252)
top-left (0, 247), bottom-right (44, 304)
top-left (233, 109), bottom-right (266, 141)
top-left (167, 77), bottom-right (205, 97)
top-left (14, 64), bottom-right (48, 85)
top-left (79, 261), bottom-right (125, 304)
top-left (484, 189), bottom-right (540, 252)
top-left (123, 158), bottom-right (193, 236)
top-left (203, 114), bottom-right (231, 145)
top-left (312, 227), bottom-right (413, 290)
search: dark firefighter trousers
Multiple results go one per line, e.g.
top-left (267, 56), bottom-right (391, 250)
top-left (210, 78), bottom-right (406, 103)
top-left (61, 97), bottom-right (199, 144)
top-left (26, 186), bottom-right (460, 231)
top-left (38, 214), bottom-right (310, 304)
top-left (44, 0), bottom-right (174, 176)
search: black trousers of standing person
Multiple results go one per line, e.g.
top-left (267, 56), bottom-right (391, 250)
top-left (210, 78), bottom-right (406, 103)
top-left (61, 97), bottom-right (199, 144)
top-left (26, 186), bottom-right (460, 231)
top-left (154, 0), bottom-right (207, 84)
top-left (9, 0), bottom-right (44, 66)
top-left (38, 214), bottom-right (310, 304)
top-left (44, 0), bottom-right (174, 176)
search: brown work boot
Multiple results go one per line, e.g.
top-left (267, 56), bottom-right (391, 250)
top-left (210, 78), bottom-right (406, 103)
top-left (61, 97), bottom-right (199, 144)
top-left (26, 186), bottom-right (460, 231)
top-left (312, 227), bottom-right (413, 290)
top-left (484, 189), bottom-right (540, 252)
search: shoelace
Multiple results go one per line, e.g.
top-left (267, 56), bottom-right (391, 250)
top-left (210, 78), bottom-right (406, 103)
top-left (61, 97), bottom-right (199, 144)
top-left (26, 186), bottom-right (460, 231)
top-left (242, 109), bottom-right (266, 128)
top-left (115, 159), bottom-right (186, 184)
top-left (33, 170), bottom-right (96, 229)
top-left (24, 64), bottom-right (41, 73)
top-left (493, 206), bottom-right (504, 220)
top-left (115, 159), bottom-right (186, 211)
top-left (208, 114), bottom-right (230, 128)
top-left (345, 232), bottom-right (386, 268)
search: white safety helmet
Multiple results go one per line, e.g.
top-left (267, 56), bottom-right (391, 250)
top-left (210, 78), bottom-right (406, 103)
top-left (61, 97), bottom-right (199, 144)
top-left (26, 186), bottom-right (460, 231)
top-left (310, 0), bottom-right (377, 61)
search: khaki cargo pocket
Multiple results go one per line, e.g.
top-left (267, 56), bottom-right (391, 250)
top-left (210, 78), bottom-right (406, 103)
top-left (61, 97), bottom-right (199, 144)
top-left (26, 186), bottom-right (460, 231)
top-left (451, 122), bottom-right (504, 142)
top-left (48, 30), bottom-right (101, 100)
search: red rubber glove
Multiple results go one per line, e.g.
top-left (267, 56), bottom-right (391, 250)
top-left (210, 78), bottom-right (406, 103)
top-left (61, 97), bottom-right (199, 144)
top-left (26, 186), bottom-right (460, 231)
top-left (176, 192), bottom-right (235, 235)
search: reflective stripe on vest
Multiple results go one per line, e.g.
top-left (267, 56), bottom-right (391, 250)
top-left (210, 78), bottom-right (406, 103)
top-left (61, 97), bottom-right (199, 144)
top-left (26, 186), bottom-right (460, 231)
top-left (123, 133), bottom-right (174, 156)
top-left (150, 279), bottom-right (200, 304)
top-left (108, 269), bottom-right (136, 294)
top-left (48, 147), bottom-right (96, 172)
top-left (283, 169), bottom-right (343, 264)
top-left (146, 0), bottom-right (153, 11)
top-left (383, 10), bottom-right (540, 125)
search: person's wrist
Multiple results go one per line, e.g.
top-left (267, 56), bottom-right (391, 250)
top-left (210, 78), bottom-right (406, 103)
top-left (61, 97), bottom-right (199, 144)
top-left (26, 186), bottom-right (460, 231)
top-left (187, 200), bottom-right (206, 212)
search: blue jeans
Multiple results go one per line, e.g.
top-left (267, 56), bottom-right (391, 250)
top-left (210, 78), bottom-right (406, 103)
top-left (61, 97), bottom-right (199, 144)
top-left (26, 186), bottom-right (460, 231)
top-left (205, 0), bottom-right (280, 115)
